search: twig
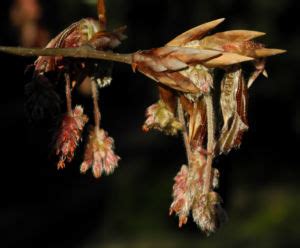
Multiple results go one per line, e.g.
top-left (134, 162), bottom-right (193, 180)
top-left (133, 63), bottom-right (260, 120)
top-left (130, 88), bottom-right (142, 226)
top-left (0, 46), bottom-right (132, 65)
top-left (203, 94), bottom-right (215, 194)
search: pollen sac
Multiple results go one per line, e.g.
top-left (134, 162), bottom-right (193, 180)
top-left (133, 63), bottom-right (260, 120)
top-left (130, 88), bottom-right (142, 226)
top-left (143, 100), bottom-right (182, 135)
top-left (192, 192), bottom-right (227, 235)
top-left (55, 105), bottom-right (88, 169)
top-left (80, 128), bottom-right (120, 178)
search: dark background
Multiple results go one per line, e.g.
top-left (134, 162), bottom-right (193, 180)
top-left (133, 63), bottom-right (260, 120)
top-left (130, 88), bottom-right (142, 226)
top-left (0, 0), bottom-right (299, 247)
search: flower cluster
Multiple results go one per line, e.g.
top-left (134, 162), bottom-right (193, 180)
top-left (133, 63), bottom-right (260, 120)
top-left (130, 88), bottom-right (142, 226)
top-left (143, 100), bottom-right (182, 135)
top-left (42, 0), bottom-right (122, 178)
top-left (80, 128), bottom-right (120, 178)
top-left (169, 150), bottom-right (225, 235)
top-left (56, 105), bottom-right (88, 169)
top-left (134, 18), bottom-right (285, 232)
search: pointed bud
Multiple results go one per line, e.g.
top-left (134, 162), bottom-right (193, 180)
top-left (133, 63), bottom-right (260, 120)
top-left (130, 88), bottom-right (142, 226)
top-left (167, 18), bottom-right (225, 46)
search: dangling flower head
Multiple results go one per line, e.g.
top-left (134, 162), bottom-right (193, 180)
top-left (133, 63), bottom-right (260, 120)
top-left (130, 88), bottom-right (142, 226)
top-left (56, 105), bottom-right (88, 169)
top-left (143, 100), bottom-right (182, 135)
top-left (80, 128), bottom-right (120, 178)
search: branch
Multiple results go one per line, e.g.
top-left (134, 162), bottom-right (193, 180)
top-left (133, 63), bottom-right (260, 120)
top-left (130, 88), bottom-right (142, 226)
top-left (0, 46), bottom-right (133, 65)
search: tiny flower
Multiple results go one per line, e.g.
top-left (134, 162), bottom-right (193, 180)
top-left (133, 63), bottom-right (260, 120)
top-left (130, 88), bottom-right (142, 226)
top-left (143, 100), bottom-right (182, 135)
top-left (192, 192), bottom-right (227, 235)
top-left (169, 165), bottom-right (191, 227)
top-left (80, 128), bottom-right (120, 178)
top-left (212, 168), bottom-right (220, 189)
top-left (56, 105), bottom-right (88, 169)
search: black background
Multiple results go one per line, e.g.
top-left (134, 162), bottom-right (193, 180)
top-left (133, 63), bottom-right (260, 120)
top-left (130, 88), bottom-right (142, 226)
top-left (0, 0), bottom-right (299, 247)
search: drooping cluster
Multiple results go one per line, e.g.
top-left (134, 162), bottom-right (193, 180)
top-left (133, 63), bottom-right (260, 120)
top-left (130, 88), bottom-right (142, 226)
top-left (143, 100), bottom-right (182, 135)
top-left (56, 105), bottom-right (88, 169)
top-left (80, 128), bottom-right (120, 178)
top-left (32, 0), bottom-right (122, 178)
top-left (133, 18), bottom-right (285, 233)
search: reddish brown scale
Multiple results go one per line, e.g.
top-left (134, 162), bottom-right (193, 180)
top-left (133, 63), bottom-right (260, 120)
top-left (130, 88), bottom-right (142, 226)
top-left (158, 85), bottom-right (177, 113)
top-left (234, 74), bottom-right (248, 147)
top-left (222, 43), bottom-right (241, 53)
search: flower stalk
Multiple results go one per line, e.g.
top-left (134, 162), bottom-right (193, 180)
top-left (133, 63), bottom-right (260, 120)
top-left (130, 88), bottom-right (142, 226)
top-left (65, 73), bottom-right (72, 115)
top-left (203, 94), bottom-right (215, 194)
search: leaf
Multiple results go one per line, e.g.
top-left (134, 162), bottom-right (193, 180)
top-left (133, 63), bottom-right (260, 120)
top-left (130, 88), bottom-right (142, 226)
top-left (167, 18), bottom-right (225, 46)
top-left (188, 99), bottom-right (207, 148)
top-left (203, 52), bottom-right (254, 67)
top-left (88, 30), bottom-right (124, 49)
top-left (254, 48), bottom-right (287, 58)
top-left (204, 30), bottom-right (265, 42)
top-left (155, 71), bottom-right (200, 93)
top-left (158, 85), bottom-right (177, 113)
top-left (133, 47), bottom-right (221, 72)
top-left (216, 68), bottom-right (248, 154)
top-left (132, 47), bottom-right (220, 93)
top-left (247, 59), bottom-right (267, 88)
top-left (34, 17), bottom-right (126, 73)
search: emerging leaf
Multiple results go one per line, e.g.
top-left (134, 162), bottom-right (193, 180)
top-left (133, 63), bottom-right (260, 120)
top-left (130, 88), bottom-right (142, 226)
top-left (216, 67), bottom-right (248, 154)
top-left (167, 18), bottom-right (225, 46)
top-left (132, 47), bottom-right (220, 93)
top-left (34, 18), bottom-right (125, 73)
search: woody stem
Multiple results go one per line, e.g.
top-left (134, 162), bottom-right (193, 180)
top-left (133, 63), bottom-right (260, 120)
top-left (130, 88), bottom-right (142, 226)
top-left (64, 73), bottom-right (72, 115)
top-left (0, 46), bottom-right (133, 64)
top-left (91, 80), bottom-right (101, 129)
top-left (203, 94), bottom-right (215, 194)
top-left (177, 98), bottom-right (192, 166)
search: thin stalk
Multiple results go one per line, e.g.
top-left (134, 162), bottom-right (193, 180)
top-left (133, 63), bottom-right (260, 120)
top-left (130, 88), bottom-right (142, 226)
top-left (203, 94), bottom-right (215, 194)
top-left (0, 46), bottom-right (132, 65)
top-left (91, 80), bottom-right (101, 130)
top-left (64, 73), bottom-right (72, 115)
top-left (177, 97), bottom-right (192, 166)
top-left (97, 0), bottom-right (107, 29)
